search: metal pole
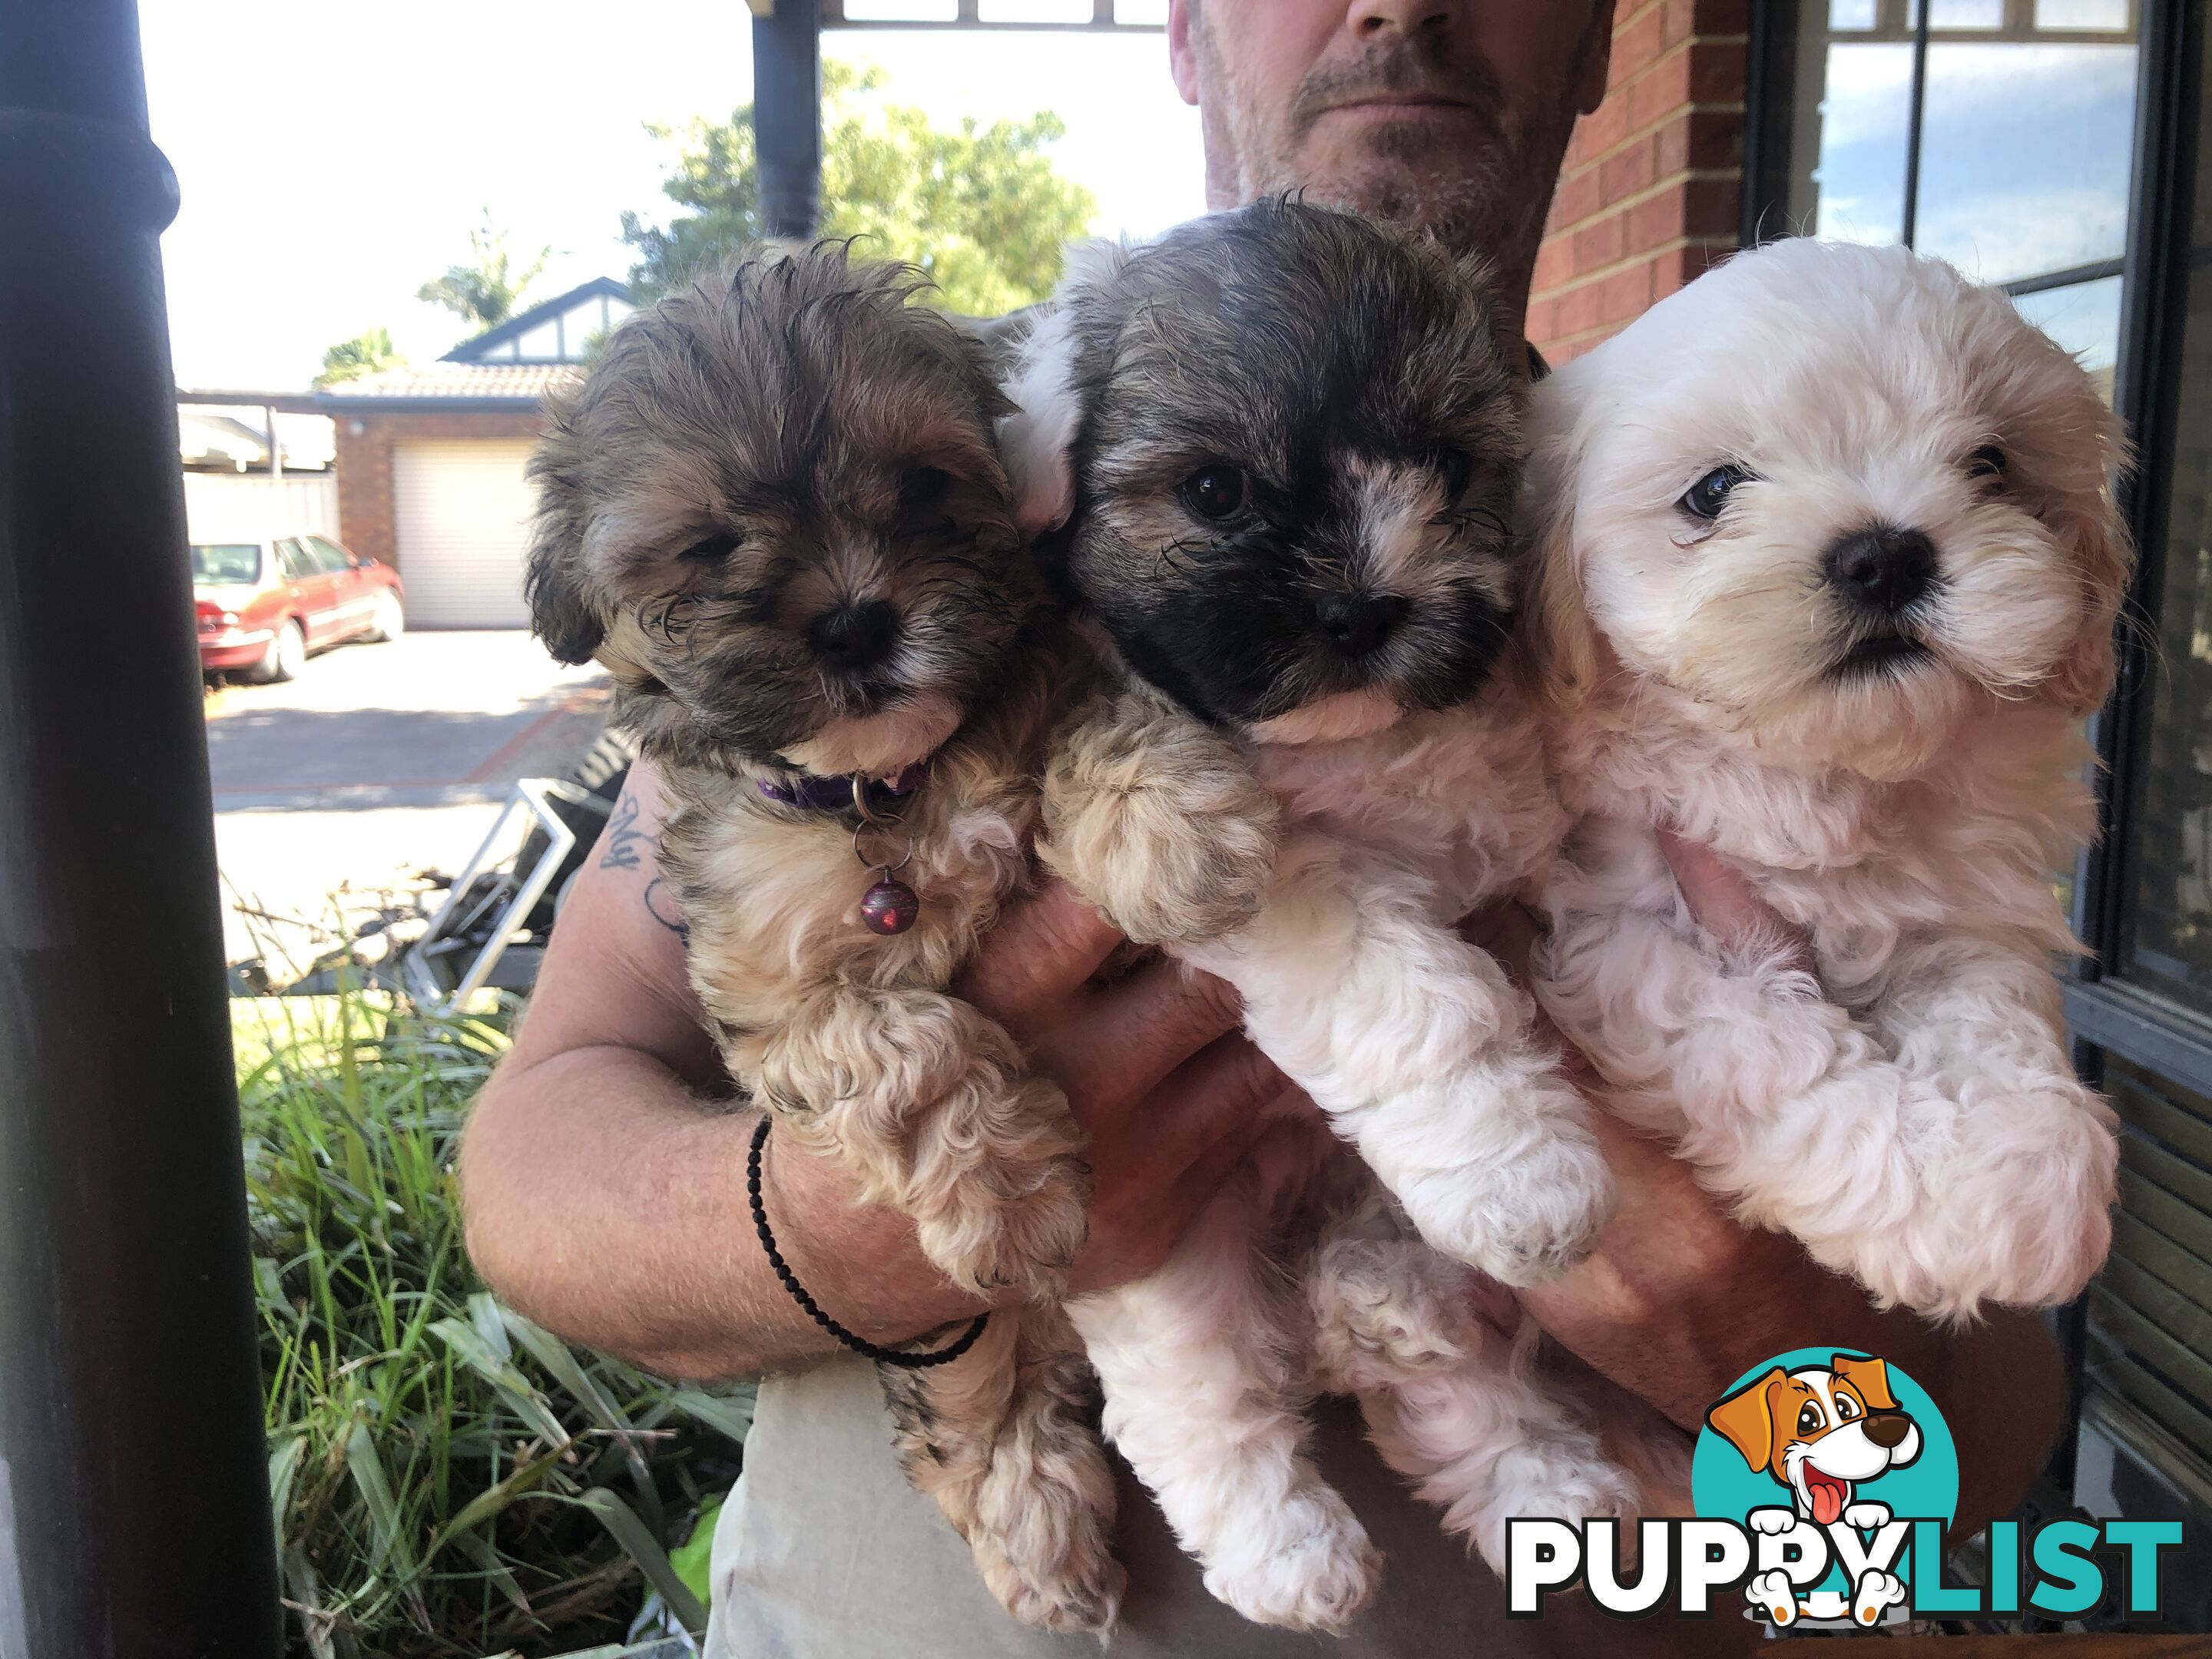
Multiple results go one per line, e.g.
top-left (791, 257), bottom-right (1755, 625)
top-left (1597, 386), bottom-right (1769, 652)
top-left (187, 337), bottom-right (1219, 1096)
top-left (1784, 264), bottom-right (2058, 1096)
top-left (753, 0), bottom-right (823, 239)
top-left (0, 0), bottom-right (280, 1652)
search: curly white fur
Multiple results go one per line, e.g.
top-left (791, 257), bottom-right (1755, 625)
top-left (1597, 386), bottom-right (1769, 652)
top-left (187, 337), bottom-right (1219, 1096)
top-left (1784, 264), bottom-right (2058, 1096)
top-left (1526, 237), bottom-right (2130, 1322)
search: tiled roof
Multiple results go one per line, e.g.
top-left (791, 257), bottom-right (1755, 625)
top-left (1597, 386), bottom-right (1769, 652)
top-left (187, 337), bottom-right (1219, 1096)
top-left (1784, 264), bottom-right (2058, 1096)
top-left (324, 362), bottom-right (581, 401)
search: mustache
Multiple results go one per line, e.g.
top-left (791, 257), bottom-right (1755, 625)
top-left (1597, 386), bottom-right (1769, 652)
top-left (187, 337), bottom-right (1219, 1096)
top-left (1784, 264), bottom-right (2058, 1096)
top-left (1290, 35), bottom-right (1510, 139)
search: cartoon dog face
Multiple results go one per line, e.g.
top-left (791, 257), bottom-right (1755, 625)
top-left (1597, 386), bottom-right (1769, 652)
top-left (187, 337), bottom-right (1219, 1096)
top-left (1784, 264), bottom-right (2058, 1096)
top-left (1707, 1354), bottom-right (1923, 1527)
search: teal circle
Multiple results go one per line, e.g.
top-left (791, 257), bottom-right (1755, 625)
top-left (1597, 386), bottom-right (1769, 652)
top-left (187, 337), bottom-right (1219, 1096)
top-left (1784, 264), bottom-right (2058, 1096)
top-left (1690, 1347), bottom-right (1958, 1591)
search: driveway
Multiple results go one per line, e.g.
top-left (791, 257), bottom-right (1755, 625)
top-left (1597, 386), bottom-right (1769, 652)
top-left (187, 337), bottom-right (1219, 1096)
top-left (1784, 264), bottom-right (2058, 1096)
top-left (206, 630), bottom-right (611, 977)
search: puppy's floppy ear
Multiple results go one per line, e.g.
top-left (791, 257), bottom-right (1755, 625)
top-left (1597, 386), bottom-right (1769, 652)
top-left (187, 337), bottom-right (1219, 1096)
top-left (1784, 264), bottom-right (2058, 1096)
top-left (998, 238), bottom-right (1127, 538)
top-left (1831, 1354), bottom-right (1899, 1412)
top-left (2048, 431), bottom-right (2137, 717)
top-left (522, 414), bottom-right (606, 666)
top-left (1517, 426), bottom-right (1601, 708)
top-left (1707, 1367), bottom-right (1788, 1473)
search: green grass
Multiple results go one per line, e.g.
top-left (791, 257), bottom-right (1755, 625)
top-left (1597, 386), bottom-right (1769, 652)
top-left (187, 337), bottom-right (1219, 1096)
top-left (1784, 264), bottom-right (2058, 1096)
top-left (240, 990), bottom-right (750, 1659)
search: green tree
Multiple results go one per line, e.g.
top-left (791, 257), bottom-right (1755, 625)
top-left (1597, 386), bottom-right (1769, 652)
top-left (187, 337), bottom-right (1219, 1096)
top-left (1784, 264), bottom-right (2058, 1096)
top-left (417, 212), bottom-right (552, 329)
top-left (622, 62), bottom-right (1098, 316)
top-left (316, 326), bottom-right (403, 387)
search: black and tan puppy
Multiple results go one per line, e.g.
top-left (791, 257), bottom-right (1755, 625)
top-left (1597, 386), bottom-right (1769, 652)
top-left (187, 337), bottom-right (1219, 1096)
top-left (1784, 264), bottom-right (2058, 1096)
top-left (1002, 201), bottom-right (1629, 1631)
top-left (525, 243), bottom-right (1121, 1631)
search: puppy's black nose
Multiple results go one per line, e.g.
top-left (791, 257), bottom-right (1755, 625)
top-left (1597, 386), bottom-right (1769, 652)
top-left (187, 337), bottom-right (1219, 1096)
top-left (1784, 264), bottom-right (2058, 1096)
top-left (807, 598), bottom-right (900, 671)
top-left (1827, 526), bottom-right (1936, 614)
top-left (1316, 592), bottom-right (1408, 659)
top-left (1863, 1412), bottom-right (1913, 1449)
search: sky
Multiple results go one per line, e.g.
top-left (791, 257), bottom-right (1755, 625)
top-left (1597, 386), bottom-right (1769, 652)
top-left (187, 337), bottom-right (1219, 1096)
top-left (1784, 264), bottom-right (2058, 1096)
top-left (140, 2), bottom-right (1207, 391)
top-left (1802, 34), bottom-right (2137, 373)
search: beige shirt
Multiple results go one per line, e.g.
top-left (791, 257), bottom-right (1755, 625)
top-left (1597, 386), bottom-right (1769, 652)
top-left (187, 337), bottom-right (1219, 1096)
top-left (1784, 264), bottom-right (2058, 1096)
top-left (704, 1357), bottom-right (1750, 1658)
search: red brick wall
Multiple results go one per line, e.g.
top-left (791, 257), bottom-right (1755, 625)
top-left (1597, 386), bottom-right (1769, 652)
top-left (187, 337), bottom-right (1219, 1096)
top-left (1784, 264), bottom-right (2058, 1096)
top-left (1528, 0), bottom-right (1749, 363)
top-left (332, 411), bottom-right (545, 573)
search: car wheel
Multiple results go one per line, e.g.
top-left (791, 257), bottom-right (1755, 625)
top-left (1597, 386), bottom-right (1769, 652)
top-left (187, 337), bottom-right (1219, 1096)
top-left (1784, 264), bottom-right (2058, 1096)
top-left (366, 590), bottom-right (405, 643)
top-left (247, 620), bottom-right (307, 684)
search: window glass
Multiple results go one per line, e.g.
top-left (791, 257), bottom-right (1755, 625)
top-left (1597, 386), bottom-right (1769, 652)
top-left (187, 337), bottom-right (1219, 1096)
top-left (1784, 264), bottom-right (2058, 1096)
top-left (2119, 19), bottom-right (2212, 1018)
top-left (305, 536), bottom-right (352, 575)
top-left (1789, 35), bottom-right (1915, 244)
top-left (274, 538), bottom-right (316, 581)
top-left (2038, 0), bottom-right (2129, 28)
top-left (189, 543), bottom-right (260, 585)
top-left (2012, 274), bottom-right (2124, 399)
top-left (1913, 41), bottom-right (2138, 284)
top-left (1928, 0), bottom-right (2003, 27)
top-left (1786, 0), bottom-right (2138, 281)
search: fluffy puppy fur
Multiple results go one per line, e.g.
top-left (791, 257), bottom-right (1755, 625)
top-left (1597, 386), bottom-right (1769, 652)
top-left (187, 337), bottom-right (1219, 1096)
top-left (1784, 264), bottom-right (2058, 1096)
top-left (1004, 200), bottom-right (1631, 1631)
top-left (524, 245), bottom-right (1121, 1630)
top-left (1527, 237), bottom-right (2129, 1321)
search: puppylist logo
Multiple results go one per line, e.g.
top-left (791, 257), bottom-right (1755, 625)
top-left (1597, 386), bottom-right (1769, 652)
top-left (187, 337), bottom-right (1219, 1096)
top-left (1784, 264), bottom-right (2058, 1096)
top-left (1508, 1348), bottom-right (2185, 1627)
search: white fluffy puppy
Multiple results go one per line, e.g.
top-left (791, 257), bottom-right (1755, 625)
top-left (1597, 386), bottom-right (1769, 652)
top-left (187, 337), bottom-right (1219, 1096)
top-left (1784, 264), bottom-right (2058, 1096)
top-left (1528, 237), bottom-right (2131, 1322)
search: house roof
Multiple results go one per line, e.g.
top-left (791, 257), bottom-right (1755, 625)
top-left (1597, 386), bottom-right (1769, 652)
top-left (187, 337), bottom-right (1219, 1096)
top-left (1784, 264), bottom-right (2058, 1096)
top-left (310, 359), bottom-right (580, 414)
top-left (443, 276), bottom-right (634, 364)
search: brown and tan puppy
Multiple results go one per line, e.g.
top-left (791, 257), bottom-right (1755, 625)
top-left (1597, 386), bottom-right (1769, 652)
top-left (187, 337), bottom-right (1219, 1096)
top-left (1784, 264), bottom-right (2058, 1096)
top-left (523, 244), bottom-right (1121, 1631)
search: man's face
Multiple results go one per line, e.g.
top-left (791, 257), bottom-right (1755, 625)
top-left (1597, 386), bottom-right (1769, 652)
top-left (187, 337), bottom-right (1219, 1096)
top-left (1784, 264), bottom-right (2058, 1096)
top-left (1167, 0), bottom-right (1611, 307)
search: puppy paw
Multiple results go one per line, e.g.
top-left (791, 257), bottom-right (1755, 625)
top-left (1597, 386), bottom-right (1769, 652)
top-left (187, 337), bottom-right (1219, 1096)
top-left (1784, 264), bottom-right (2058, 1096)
top-left (922, 1147), bottom-right (1092, 1303)
top-left (1852, 1568), bottom-right (1906, 1627)
top-left (1842, 1500), bottom-right (1892, 1532)
top-left (1040, 690), bottom-right (1280, 946)
top-left (980, 1536), bottom-right (1126, 1635)
top-left (1400, 1105), bottom-right (1615, 1286)
top-left (1467, 1434), bottom-right (1637, 1576)
top-left (1748, 1506), bottom-right (1800, 1537)
top-left (1201, 1489), bottom-right (1382, 1633)
top-left (1748, 1568), bottom-right (1800, 1627)
top-left (1308, 1240), bottom-right (1470, 1386)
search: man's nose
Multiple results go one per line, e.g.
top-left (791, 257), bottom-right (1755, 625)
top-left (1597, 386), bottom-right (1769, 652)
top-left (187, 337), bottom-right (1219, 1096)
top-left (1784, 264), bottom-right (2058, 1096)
top-left (1347, 0), bottom-right (1452, 38)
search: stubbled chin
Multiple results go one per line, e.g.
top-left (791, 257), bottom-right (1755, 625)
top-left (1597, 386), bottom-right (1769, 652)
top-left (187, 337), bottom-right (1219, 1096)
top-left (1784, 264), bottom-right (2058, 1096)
top-left (783, 694), bottom-right (961, 777)
top-left (1244, 687), bottom-right (1403, 747)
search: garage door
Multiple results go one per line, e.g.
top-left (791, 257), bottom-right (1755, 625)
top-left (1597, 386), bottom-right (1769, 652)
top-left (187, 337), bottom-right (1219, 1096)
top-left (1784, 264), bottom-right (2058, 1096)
top-left (391, 441), bottom-right (537, 628)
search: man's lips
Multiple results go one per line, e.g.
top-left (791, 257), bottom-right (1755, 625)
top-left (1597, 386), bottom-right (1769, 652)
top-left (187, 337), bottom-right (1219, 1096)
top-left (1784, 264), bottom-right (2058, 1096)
top-left (1320, 96), bottom-right (1470, 118)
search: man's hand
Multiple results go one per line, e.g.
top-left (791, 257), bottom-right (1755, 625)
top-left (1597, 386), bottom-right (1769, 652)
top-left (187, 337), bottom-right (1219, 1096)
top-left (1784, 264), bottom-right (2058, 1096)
top-left (462, 758), bottom-right (1285, 1381)
top-left (1462, 837), bottom-right (2065, 1538)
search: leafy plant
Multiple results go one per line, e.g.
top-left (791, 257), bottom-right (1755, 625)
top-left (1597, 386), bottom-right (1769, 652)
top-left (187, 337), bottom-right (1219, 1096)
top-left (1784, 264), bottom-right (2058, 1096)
top-left (419, 212), bottom-right (553, 330)
top-left (317, 327), bottom-right (404, 388)
top-left (622, 61), bottom-right (1097, 315)
top-left (241, 991), bottom-right (747, 1658)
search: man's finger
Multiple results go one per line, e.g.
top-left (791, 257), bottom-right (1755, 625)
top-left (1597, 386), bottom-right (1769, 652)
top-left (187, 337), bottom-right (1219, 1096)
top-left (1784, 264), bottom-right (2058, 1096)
top-left (1104, 1031), bottom-right (1286, 1168)
top-left (1033, 960), bottom-right (1250, 1104)
top-left (956, 879), bottom-right (1124, 1021)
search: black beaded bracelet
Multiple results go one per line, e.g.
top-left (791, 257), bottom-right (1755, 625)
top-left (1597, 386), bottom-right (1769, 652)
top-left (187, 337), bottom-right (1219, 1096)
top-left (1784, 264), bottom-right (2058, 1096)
top-left (746, 1114), bottom-right (989, 1369)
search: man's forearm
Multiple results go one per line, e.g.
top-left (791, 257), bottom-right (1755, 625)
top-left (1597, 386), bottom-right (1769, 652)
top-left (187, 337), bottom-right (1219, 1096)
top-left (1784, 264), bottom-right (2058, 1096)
top-left (460, 1045), bottom-right (988, 1380)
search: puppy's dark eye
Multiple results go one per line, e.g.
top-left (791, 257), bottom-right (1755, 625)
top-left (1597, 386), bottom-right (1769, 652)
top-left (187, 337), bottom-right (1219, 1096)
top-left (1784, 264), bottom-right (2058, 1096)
top-left (678, 531), bottom-right (742, 563)
top-left (1681, 465), bottom-right (1751, 522)
top-left (1181, 465), bottom-right (1246, 522)
top-left (1966, 444), bottom-right (2006, 482)
top-left (1432, 447), bottom-right (1475, 501)
top-left (899, 465), bottom-right (951, 508)
top-left (1834, 1394), bottom-right (1859, 1420)
top-left (1797, 1402), bottom-right (1826, 1435)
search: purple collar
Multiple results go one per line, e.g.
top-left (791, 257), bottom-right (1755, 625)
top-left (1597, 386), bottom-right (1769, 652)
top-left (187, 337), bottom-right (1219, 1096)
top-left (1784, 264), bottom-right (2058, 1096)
top-left (758, 761), bottom-right (927, 814)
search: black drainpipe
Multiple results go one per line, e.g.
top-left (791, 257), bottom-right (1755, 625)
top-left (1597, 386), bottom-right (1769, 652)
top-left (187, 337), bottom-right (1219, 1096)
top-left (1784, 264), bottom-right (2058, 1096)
top-left (0, 0), bottom-right (280, 1651)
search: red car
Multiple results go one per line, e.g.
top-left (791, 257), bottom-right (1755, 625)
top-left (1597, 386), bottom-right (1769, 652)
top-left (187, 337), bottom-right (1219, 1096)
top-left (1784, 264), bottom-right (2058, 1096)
top-left (192, 534), bottom-right (405, 682)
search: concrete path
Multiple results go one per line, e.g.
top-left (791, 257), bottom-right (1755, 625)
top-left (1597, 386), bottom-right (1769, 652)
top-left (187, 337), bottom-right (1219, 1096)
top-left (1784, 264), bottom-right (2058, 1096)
top-left (204, 630), bottom-right (611, 977)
